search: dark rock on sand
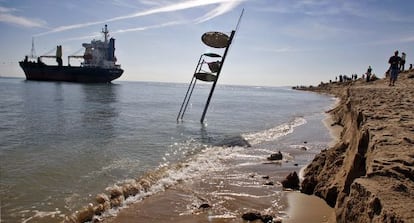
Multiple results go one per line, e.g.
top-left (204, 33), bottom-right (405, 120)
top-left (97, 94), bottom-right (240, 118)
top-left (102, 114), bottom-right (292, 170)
top-left (267, 151), bottom-right (283, 161)
top-left (214, 135), bottom-right (251, 147)
top-left (242, 212), bottom-right (262, 221)
top-left (282, 171), bottom-right (300, 190)
top-left (264, 181), bottom-right (274, 186)
top-left (242, 212), bottom-right (275, 223)
top-left (199, 203), bottom-right (211, 209)
top-left (261, 214), bottom-right (273, 223)
top-left (300, 146), bottom-right (308, 151)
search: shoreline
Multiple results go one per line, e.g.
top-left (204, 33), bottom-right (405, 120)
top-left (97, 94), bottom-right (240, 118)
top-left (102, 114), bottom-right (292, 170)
top-left (285, 101), bottom-right (341, 223)
top-left (59, 87), bottom-right (340, 223)
top-left (59, 84), bottom-right (344, 223)
top-left (99, 96), bottom-right (339, 223)
top-left (299, 69), bottom-right (414, 222)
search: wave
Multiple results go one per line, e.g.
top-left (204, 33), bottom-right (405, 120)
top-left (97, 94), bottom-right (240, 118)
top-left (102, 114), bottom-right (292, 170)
top-left (242, 117), bottom-right (307, 145)
top-left (62, 117), bottom-right (307, 222)
top-left (63, 146), bottom-right (242, 222)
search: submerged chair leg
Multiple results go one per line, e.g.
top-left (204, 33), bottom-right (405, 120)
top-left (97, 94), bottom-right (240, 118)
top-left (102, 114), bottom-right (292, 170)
top-left (177, 77), bottom-right (199, 122)
top-left (177, 55), bottom-right (205, 122)
top-left (180, 79), bottom-right (197, 121)
top-left (177, 76), bottom-right (195, 122)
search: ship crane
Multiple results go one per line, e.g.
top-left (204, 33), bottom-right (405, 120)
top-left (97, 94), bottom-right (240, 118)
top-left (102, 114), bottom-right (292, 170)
top-left (67, 48), bottom-right (85, 66)
top-left (39, 45), bottom-right (62, 66)
top-left (39, 49), bottom-right (56, 59)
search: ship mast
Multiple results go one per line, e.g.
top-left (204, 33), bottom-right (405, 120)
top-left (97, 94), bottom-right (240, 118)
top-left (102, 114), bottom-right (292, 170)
top-left (102, 24), bottom-right (109, 43)
top-left (30, 37), bottom-right (37, 59)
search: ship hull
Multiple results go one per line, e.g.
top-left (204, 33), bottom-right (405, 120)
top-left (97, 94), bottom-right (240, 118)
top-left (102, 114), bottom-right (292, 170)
top-left (19, 61), bottom-right (123, 83)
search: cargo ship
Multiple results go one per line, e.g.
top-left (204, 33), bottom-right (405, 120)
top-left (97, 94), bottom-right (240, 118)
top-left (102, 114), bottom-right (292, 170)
top-left (19, 25), bottom-right (123, 83)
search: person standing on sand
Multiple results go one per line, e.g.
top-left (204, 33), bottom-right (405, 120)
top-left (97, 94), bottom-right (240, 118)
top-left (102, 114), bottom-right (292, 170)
top-left (400, 52), bottom-right (406, 71)
top-left (388, 51), bottom-right (401, 86)
top-left (366, 66), bottom-right (372, 82)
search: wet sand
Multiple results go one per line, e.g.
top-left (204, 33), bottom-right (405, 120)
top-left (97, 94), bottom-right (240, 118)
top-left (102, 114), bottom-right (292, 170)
top-left (103, 146), bottom-right (337, 222)
top-left (285, 192), bottom-right (336, 223)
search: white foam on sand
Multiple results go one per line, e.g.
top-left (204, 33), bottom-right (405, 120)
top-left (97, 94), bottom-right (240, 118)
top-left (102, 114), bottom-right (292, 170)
top-left (243, 117), bottom-right (307, 145)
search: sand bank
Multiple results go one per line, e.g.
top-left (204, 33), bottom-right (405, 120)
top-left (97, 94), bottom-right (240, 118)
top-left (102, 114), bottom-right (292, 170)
top-left (299, 70), bottom-right (414, 222)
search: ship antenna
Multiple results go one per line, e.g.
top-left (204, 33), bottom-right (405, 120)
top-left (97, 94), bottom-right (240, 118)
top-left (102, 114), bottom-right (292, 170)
top-left (30, 37), bottom-right (37, 59)
top-left (102, 24), bottom-right (109, 43)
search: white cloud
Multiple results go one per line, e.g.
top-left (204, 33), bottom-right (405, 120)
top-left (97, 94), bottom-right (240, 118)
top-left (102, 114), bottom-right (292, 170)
top-left (0, 5), bottom-right (46, 28)
top-left (35, 0), bottom-right (244, 36)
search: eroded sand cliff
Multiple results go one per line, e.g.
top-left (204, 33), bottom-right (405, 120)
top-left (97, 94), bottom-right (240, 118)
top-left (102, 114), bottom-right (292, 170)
top-left (300, 71), bottom-right (414, 222)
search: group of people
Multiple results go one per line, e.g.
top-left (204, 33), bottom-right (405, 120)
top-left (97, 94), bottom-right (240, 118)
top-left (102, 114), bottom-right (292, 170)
top-left (388, 50), bottom-right (407, 86)
top-left (309, 50), bottom-right (410, 89)
top-left (335, 69), bottom-right (377, 84)
top-left (336, 74), bottom-right (358, 83)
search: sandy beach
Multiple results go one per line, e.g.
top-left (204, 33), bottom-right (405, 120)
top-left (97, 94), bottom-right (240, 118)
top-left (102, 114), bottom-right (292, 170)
top-left (299, 69), bottom-right (414, 222)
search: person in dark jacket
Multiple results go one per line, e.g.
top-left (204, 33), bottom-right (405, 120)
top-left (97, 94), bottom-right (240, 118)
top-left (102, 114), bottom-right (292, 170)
top-left (388, 51), bottom-right (401, 86)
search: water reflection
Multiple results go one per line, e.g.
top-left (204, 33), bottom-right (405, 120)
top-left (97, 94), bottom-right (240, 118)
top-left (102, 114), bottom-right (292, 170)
top-left (1, 81), bottom-right (121, 222)
top-left (80, 83), bottom-right (119, 141)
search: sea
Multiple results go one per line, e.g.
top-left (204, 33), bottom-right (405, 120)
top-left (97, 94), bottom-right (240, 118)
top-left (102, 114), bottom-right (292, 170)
top-left (0, 77), bottom-right (336, 223)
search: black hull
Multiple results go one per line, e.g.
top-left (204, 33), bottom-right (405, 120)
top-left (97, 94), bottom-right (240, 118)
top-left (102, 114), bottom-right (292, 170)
top-left (19, 61), bottom-right (123, 83)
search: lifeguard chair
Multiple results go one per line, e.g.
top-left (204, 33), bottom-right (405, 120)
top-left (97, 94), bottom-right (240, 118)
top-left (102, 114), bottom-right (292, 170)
top-left (177, 10), bottom-right (243, 123)
top-left (176, 31), bottom-right (235, 123)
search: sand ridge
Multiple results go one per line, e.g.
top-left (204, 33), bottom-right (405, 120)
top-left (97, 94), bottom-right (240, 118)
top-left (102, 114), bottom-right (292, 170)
top-left (299, 70), bottom-right (414, 222)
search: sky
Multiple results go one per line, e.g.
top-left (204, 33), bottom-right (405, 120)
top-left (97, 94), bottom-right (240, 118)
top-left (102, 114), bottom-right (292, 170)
top-left (0, 0), bottom-right (413, 87)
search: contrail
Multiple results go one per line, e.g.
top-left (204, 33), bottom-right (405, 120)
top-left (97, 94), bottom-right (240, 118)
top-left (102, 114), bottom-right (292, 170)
top-left (61, 21), bottom-right (186, 42)
top-left (195, 1), bottom-right (242, 23)
top-left (112, 21), bottom-right (185, 34)
top-left (35, 0), bottom-right (244, 37)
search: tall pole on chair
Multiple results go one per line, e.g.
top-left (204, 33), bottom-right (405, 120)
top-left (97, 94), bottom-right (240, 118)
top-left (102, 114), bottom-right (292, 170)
top-left (200, 9), bottom-right (244, 123)
top-left (200, 30), bottom-right (235, 123)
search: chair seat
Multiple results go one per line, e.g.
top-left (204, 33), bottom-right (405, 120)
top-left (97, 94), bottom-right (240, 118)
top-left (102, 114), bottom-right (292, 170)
top-left (195, 72), bottom-right (217, 82)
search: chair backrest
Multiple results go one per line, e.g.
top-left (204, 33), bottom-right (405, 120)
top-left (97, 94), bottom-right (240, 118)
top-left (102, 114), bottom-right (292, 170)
top-left (208, 61), bottom-right (221, 73)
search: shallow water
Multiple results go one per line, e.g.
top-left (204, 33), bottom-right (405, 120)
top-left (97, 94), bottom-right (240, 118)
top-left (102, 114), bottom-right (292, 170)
top-left (0, 78), bottom-right (335, 222)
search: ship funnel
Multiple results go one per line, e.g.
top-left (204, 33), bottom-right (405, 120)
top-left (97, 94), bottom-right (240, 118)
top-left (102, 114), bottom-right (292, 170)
top-left (108, 38), bottom-right (115, 61)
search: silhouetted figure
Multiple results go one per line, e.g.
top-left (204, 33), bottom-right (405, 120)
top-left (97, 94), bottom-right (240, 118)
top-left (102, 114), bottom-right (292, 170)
top-left (388, 51), bottom-right (401, 86)
top-left (400, 52), bottom-right (406, 71)
top-left (366, 66), bottom-right (372, 82)
top-left (410, 64), bottom-right (413, 70)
